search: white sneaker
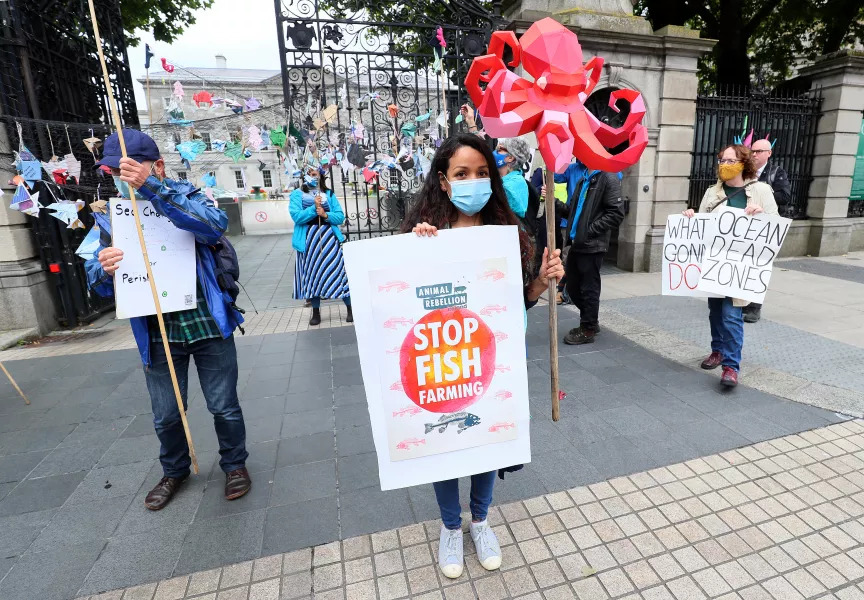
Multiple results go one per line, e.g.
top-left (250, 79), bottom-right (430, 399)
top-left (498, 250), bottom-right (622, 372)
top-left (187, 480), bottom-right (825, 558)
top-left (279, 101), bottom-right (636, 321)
top-left (470, 520), bottom-right (502, 571)
top-left (438, 524), bottom-right (464, 579)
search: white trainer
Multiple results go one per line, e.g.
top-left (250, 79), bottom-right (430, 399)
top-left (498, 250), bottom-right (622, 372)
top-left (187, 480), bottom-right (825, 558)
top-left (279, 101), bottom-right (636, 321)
top-left (438, 524), bottom-right (464, 579)
top-left (470, 520), bottom-right (502, 571)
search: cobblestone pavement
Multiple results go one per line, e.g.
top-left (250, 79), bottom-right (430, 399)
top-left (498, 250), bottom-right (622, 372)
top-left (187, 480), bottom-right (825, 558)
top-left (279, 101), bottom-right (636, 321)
top-left (777, 256), bottom-right (864, 285)
top-left (68, 419), bottom-right (864, 600)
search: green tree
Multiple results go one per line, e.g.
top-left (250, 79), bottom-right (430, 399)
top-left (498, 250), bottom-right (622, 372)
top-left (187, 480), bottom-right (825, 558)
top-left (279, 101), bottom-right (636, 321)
top-left (120, 0), bottom-right (215, 46)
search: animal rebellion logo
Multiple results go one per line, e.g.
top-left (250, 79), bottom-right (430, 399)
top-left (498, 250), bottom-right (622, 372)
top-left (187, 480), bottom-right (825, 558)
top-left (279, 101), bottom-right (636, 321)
top-left (415, 281), bottom-right (468, 311)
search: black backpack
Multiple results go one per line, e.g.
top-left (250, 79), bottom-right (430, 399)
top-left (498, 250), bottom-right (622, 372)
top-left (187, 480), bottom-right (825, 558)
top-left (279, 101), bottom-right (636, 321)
top-left (209, 236), bottom-right (244, 315)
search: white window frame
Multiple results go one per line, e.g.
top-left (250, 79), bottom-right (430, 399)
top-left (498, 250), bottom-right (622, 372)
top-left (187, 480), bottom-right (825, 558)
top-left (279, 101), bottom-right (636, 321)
top-left (234, 170), bottom-right (245, 189)
top-left (262, 169), bottom-right (272, 187)
top-left (177, 171), bottom-right (187, 180)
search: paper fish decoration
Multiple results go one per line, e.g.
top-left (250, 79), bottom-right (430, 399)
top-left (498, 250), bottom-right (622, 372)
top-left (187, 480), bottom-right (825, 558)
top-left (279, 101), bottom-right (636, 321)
top-left (322, 104), bottom-right (338, 123)
top-left (176, 140), bottom-right (207, 162)
top-left (202, 173), bottom-right (217, 187)
top-left (247, 126), bottom-right (264, 151)
top-left (9, 184), bottom-right (41, 216)
top-left (161, 58), bottom-right (175, 73)
top-left (340, 157), bottom-right (354, 173)
top-left (211, 139), bottom-right (227, 152)
top-left (415, 112), bottom-right (431, 122)
top-left (41, 157), bottom-right (67, 178)
top-left (400, 123), bottom-right (417, 138)
top-left (269, 129), bottom-right (287, 148)
top-left (51, 169), bottom-right (69, 185)
top-left (351, 122), bottom-right (365, 140)
top-left (193, 91), bottom-right (213, 107)
top-left (225, 141), bottom-right (245, 162)
top-left (436, 111), bottom-right (449, 128)
top-left (362, 167), bottom-right (378, 183)
top-left (173, 81), bottom-right (184, 98)
top-left (75, 226), bottom-right (101, 260)
top-left (63, 153), bottom-right (81, 183)
top-left (245, 97), bottom-right (261, 111)
top-left (388, 104), bottom-right (399, 119)
top-left (455, 114), bottom-right (464, 124)
top-left (46, 199), bottom-right (85, 228)
top-left (243, 148), bottom-right (253, 159)
top-left (17, 155), bottom-right (42, 188)
top-left (89, 199), bottom-right (108, 214)
top-left (339, 84), bottom-right (347, 105)
top-left (83, 136), bottom-right (102, 154)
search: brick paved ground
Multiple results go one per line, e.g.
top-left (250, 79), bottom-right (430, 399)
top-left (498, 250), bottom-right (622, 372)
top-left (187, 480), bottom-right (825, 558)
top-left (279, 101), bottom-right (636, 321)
top-left (66, 419), bottom-right (864, 600)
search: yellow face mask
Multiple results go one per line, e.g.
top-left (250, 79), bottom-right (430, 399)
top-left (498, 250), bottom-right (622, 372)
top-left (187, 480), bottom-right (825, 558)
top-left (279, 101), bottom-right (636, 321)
top-left (718, 162), bottom-right (744, 181)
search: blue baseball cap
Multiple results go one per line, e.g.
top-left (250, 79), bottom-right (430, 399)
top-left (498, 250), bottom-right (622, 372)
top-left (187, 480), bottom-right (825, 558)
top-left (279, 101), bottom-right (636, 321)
top-left (492, 151), bottom-right (509, 168)
top-left (95, 129), bottom-right (161, 168)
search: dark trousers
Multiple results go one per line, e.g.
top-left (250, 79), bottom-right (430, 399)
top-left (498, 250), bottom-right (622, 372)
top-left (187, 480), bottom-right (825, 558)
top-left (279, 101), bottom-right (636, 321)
top-left (145, 335), bottom-right (248, 478)
top-left (743, 303), bottom-right (762, 314)
top-left (433, 471), bottom-right (496, 530)
top-left (565, 251), bottom-right (604, 330)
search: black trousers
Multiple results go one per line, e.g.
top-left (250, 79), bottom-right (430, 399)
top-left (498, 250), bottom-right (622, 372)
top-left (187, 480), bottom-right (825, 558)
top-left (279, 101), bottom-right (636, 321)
top-left (565, 251), bottom-right (604, 329)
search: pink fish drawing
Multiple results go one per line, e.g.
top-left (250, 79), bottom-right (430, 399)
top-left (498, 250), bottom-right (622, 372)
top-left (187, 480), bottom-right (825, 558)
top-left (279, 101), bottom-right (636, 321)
top-left (378, 281), bottom-right (409, 292)
top-left (390, 381), bottom-right (404, 391)
top-left (392, 406), bottom-right (422, 417)
top-left (480, 304), bottom-right (507, 315)
top-left (488, 422), bottom-right (515, 433)
top-left (386, 345), bottom-right (401, 355)
top-left (396, 438), bottom-right (426, 450)
top-left (494, 364), bottom-right (511, 373)
top-left (383, 317), bottom-right (414, 329)
top-left (494, 331), bottom-right (508, 342)
top-left (479, 269), bottom-right (505, 282)
top-left (495, 390), bottom-right (513, 401)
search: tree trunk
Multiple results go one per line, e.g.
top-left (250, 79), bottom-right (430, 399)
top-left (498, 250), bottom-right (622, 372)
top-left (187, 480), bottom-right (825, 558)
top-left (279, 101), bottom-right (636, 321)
top-left (714, 0), bottom-right (751, 88)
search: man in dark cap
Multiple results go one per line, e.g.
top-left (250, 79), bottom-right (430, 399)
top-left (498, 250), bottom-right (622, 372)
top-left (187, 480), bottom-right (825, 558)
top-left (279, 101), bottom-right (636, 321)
top-left (86, 129), bottom-right (251, 510)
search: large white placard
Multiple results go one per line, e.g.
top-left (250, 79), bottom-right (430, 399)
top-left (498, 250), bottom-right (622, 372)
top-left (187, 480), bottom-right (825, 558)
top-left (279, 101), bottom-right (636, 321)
top-left (661, 214), bottom-right (721, 297)
top-left (111, 199), bottom-right (197, 319)
top-left (696, 207), bottom-right (792, 304)
top-left (344, 226), bottom-right (531, 491)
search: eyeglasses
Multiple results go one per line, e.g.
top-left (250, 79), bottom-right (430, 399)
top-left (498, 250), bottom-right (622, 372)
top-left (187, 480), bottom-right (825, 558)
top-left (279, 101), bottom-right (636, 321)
top-left (717, 159), bottom-right (742, 165)
top-left (751, 149), bottom-right (770, 154)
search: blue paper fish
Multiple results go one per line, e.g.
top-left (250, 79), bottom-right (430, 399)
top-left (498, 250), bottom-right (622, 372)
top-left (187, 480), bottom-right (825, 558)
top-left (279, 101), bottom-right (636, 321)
top-left (75, 226), bottom-right (101, 260)
top-left (176, 140), bottom-right (207, 162)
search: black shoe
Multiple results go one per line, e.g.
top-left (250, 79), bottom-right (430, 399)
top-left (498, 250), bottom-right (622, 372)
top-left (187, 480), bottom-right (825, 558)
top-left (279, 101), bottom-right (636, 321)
top-left (564, 327), bottom-right (596, 345)
top-left (567, 324), bottom-right (600, 336)
top-left (346, 306), bottom-right (353, 323)
top-left (743, 308), bottom-right (761, 323)
top-left (144, 475), bottom-right (188, 510)
top-left (309, 308), bottom-right (321, 326)
top-left (225, 467), bottom-right (252, 500)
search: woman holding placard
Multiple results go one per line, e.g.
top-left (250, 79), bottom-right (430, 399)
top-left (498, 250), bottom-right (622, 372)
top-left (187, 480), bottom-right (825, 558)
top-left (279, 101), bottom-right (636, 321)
top-left (290, 167), bottom-right (352, 326)
top-left (683, 144), bottom-right (777, 387)
top-left (403, 133), bottom-right (564, 579)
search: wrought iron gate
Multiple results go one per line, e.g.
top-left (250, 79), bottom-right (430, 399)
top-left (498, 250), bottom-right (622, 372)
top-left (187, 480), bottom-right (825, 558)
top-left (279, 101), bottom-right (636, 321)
top-left (274, 0), bottom-right (505, 239)
top-left (689, 86), bottom-right (822, 219)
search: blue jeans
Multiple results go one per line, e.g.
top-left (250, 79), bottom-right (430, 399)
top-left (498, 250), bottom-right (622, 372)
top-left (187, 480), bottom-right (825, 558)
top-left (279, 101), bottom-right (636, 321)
top-left (310, 297), bottom-right (351, 309)
top-left (145, 335), bottom-right (248, 478)
top-left (708, 297), bottom-right (743, 372)
top-left (433, 471), bottom-right (496, 530)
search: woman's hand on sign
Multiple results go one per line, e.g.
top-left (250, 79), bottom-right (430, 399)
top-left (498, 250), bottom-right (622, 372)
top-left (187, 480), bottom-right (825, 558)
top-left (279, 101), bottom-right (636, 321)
top-left (744, 205), bottom-right (764, 216)
top-left (538, 248), bottom-right (564, 285)
top-left (98, 247), bottom-right (124, 275)
top-left (682, 208), bottom-right (695, 218)
top-left (412, 222), bottom-right (438, 237)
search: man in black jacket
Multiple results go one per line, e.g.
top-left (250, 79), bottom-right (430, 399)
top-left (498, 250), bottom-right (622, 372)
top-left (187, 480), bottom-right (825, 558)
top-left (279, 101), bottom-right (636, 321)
top-left (545, 165), bottom-right (625, 345)
top-left (746, 139), bottom-right (793, 323)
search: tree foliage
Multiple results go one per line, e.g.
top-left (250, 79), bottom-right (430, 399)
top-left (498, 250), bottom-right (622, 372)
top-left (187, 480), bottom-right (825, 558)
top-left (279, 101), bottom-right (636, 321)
top-left (120, 0), bottom-right (215, 46)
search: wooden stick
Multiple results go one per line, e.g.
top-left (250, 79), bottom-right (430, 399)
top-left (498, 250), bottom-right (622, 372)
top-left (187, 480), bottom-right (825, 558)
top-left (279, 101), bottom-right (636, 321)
top-left (545, 169), bottom-right (560, 422)
top-left (146, 69), bottom-right (153, 127)
top-left (440, 63), bottom-right (448, 138)
top-left (0, 362), bottom-right (29, 405)
top-left (87, 0), bottom-right (198, 474)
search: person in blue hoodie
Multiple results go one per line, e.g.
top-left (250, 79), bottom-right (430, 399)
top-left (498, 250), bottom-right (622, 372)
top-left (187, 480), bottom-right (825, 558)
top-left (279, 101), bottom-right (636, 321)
top-left (86, 129), bottom-right (251, 511)
top-left (492, 138), bottom-right (531, 219)
top-left (289, 167), bottom-right (352, 326)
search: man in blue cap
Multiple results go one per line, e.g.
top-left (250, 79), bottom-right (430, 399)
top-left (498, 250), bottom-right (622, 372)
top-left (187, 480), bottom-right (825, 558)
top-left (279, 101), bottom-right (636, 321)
top-left (87, 129), bottom-right (251, 510)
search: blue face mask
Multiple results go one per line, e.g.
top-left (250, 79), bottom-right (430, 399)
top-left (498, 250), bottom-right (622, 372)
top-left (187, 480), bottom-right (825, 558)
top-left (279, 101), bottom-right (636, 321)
top-left (304, 175), bottom-right (318, 188)
top-left (112, 175), bottom-right (138, 199)
top-left (445, 176), bottom-right (492, 216)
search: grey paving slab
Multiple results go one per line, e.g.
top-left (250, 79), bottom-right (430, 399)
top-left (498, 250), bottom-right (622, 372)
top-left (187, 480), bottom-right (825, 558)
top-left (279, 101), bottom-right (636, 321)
top-left (0, 539), bottom-right (104, 600)
top-left (270, 460), bottom-right (336, 507)
top-left (197, 468), bottom-right (273, 519)
top-left (0, 449), bottom-right (50, 483)
top-left (27, 494), bottom-right (134, 554)
top-left (777, 257), bottom-right (864, 284)
top-left (174, 510), bottom-right (266, 575)
top-left (0, 471), bottom-right (86, 517)
top-left (0, 508), bottom-right (56, 557)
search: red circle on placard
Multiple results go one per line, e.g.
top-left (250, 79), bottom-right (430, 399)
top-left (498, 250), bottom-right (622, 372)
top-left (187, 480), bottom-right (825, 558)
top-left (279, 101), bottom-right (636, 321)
top-left (399, 307), bottom-right (496, 413)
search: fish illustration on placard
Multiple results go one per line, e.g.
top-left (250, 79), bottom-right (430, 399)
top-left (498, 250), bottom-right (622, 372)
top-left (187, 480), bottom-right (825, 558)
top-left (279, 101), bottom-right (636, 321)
top-left (494, 331), bottom-right (508, 342)
top-left (495, 390), bottom-right (513, 401)
top-left (393, 406), bottom-right (422, 417)
top-left (479, 269), bottom-right (505, 282)
top-left (396, 438), bottom-right (426, 450)
top-left (494, 365), bottom-right (511, 373)
top-left (383, 317), bottom-right (414, 329)
top-left (488, 422), bottom-right (515, 433)
top-left (379, 280), bottom-right (409, 292)
top-left (480, 304), bottom-right (507, 315)
top-left (424, 412), bottom-right (481, 434)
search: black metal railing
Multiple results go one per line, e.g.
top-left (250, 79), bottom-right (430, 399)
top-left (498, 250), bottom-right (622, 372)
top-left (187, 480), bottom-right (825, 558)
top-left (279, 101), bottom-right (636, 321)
top-left (688, 85), bottom-right (822, 219)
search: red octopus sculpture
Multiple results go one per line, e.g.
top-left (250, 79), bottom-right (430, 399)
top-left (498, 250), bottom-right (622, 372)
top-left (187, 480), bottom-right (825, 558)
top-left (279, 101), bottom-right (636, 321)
top-left (465, 18), bottom-right (648, 173)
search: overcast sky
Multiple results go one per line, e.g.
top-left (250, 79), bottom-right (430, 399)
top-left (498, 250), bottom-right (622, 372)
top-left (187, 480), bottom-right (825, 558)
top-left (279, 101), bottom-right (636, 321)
top-left (128, 0), bottom-right (281, 109)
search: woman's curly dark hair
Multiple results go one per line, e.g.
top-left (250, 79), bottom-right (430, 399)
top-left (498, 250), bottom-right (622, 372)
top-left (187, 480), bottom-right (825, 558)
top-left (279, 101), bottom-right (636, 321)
top-left (401, 134), bottom-right (535, 289)
top-left (717, 144), bottom-right (757, 181)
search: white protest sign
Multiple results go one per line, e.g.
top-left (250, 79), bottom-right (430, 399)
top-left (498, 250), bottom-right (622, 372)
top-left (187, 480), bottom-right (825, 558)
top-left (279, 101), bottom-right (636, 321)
top-left (661, 214), bottom-right (721, 297)
top-left (111, 199), bottom-right (197, 319)
top-left (696, 207), bottom-right (791, 304)
top-left (344, 226), bottom-right (531, 491)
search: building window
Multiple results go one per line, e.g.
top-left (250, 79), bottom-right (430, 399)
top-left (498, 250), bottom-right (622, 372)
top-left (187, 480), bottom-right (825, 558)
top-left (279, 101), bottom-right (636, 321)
top-left (177, 171), bottom-right (187, 180)
top-left (234, 170), bottom-right (245, 189)
top-left (172, 132), bottom-right (181, 146)
top-left (262, 170), bottom-right (272, 187)
top-left (201, 132), bottom-right (212, 151)
top-left (161, 97), bottom-right (172, 108)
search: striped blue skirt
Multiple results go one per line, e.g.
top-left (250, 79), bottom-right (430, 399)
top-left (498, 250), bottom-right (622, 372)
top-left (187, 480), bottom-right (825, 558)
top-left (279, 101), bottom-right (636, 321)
top-left (293, 223), bottom-right (350, 300)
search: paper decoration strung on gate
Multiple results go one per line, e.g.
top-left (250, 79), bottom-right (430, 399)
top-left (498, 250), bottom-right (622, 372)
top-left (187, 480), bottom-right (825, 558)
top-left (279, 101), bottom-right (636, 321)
top-left (465, 17), bottom-right (647, 173)
top-left (343, 226), bottom-right (531, 490)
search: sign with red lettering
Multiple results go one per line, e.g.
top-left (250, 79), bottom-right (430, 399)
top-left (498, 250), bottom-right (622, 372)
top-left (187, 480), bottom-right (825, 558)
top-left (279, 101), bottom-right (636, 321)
top-left (343, 226), bottom-right (530, 490)
top-left (697, 207), bottom-right (791, 304)
top-left (662, 214), bottom-right (721, 298)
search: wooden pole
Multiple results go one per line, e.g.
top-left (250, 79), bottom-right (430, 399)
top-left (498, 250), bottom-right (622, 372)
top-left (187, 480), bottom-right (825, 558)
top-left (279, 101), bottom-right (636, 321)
top-left (87, 0), bottom-right (198, 474)
top-left (545, 169), bottom-right (560, 422)
top-left (0, 362), bottom-right (29, 405)
top-left (146, 69), bottom-right (153, 126)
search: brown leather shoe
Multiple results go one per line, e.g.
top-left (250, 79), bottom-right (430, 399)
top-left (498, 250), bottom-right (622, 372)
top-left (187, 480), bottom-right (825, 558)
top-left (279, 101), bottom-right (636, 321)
top-left (225, 467), bottom-right (252, 500)
top-left (721, 366), bottom-right (739, 387)
top-left (144, 475), bottom-right (188, 511)
top-left (701, 351), bottom-right (722, 370)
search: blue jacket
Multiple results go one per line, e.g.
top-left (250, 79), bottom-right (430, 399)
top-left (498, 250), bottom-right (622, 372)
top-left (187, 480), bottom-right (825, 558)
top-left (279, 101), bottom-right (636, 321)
top-left (289, 189), bottom-right (345, 252)
top-left (502, 171), bottom-right (528, 218)
top-left (85, 177), bottom-right (244, 366)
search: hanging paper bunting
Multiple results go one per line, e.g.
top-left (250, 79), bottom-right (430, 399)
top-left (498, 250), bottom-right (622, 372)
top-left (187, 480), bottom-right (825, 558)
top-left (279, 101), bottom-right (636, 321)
top-left (201, 173), bottom-right (217, 187)
top-left (400, 123), bottom-right (417, 138)
top-left (224, 141), bottom-right (245, 162)
top-left (16, 153), bottom-right (42, 188)
top-left (211, 139), bottom-right (227, 152)
top-left (322, 104), bottom-right (338, 123)
top-left (83, 136), bottom-right (102, 154)
top-left (161, 58), bottom-right (175, 73)
top-left (339, 84), bottom-right (347, 105)
top-left (436, 111), bottom-right (449, 128)
top-left (75, 226), bottom-right (101, 261)
top-left (193, 91), bottom-right (213, 107)
top-left (362, 167), bottom-right (378, 183)
top-left (269, 128), bottom-right (287, 148)
top-left (9, 184), bottom-right (41, 216)
top-left (51, 168), bottom-right (69, 185)
top-left (245, 97), bottom-right (261, 111)
top-left (173, 81), bottom-right (184, 98)
top-left (387, 104), bottom-right (399, 119)
top-left (247, 126), bottom-right (264, 151)
top-left (351, 122), bottom-right (365, 140)
top-left (63, 153), bottom-right (81, 184)
top-left (455, 114), bottom-right (464, 124)
top-left (176, 140), bottom-right (207, 162)
top-left (415, 112), bottom-right (431, 122)
top-left (89, 199), bottom-right (108, 214)
top-left (46, 199), bottom-right (85, 228)
top-left (243, 148), bottom-right (253, 159)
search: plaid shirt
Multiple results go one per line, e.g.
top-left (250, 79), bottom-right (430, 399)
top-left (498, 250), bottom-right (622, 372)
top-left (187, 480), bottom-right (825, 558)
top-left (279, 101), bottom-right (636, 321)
top-left (149, 283), bottom-right (222, 344)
